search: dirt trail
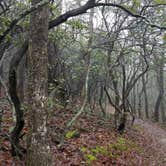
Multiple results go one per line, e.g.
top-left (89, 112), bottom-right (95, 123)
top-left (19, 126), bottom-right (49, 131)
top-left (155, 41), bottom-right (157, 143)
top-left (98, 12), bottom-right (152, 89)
top-left (135, 119), bottom-right (166, 164)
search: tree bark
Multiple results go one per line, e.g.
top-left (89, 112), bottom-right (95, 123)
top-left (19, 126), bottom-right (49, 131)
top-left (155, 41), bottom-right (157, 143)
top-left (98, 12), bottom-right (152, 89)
top-left (154, 62), bottom-right (164, 122)
top-left (9, 70), bottom-right (24, 157)
top-left (26, 0), bottom-right (52, 165)
top-left (137, 81), bottom-right (143, 118)
top-left (142, 73), bottom-right (149, 119)
top-left (99, 85), bottom-right (106, 116)
top-left (132, 84), bottom-right (136, 114)
top-left (161, 99), bottom-right (166, 123)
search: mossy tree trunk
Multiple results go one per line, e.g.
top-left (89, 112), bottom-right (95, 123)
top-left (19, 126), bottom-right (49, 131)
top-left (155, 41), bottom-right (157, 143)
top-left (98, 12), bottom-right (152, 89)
top-left (26, 0), bottom-right (52, 165)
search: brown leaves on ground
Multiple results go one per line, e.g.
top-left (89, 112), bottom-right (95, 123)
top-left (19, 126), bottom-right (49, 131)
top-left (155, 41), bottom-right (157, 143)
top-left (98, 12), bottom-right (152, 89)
top-left (0, 100), bottom-right (166, 165)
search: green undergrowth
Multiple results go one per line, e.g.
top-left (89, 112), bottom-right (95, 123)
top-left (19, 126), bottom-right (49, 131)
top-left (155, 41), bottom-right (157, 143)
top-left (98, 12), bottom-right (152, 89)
top-left (80, 136), bottom-right (141, 165)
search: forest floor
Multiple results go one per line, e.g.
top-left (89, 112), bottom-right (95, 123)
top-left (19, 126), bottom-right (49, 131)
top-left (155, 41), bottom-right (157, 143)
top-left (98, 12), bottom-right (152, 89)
top-left (0, 100), bottom-right (166, 166)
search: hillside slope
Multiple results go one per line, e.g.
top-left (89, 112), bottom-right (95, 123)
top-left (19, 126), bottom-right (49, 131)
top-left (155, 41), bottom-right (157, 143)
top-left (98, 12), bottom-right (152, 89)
top-left (0, 102), bottom-right (166, 165)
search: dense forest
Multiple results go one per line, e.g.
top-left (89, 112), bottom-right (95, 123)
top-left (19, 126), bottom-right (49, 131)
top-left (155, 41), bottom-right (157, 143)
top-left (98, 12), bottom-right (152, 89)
top-left (0, 0), bottom-right (166, 165)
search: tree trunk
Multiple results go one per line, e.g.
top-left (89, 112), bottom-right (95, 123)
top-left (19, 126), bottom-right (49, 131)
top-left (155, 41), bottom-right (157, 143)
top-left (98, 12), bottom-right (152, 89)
top-left (154, 93), bottom-right (162, 122)
top-left (154, 62), bottom-right (164, 122)
top-left (99, 85), bottom-right (105, 116)
top-left (137, 80), bottom-right (143, 118)
top-left (26, 0), bottom-right (52, 165)
top-left (17, 56), bottom-right (26, 102)
top-left (161, 99), bottom-right (166, 123)
top-left (9, 70), bottom-right (24, 157)
top-left (142, 73), bottom-right (149, 119)
top-left (118, 64), bottom-right (127, 133)
top-left (138, 96), bottom-right (142, 118)
top-left (132, 84), bottom-right (136, 114)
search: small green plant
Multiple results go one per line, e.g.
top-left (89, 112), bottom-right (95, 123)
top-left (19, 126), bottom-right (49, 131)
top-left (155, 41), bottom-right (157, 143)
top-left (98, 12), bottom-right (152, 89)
top-left (80, 137), bottom-right (142, 164)
top-left (65, 130), bottom-right (79, 139)
top-left (80, 146), bottom-right (111, 164)
top-left (85, 154), bottom-right (97, 165)
top-left (91, 146), bottom-right (108, 156)
top-left (80, 146), bottom-right (88, 153)
top-left (109, 137), bottom-right (128, 151)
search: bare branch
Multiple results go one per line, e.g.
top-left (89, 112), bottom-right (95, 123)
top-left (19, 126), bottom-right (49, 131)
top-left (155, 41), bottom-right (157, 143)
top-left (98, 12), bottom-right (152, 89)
top-left (96, 3), bottom-right (166, 30)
